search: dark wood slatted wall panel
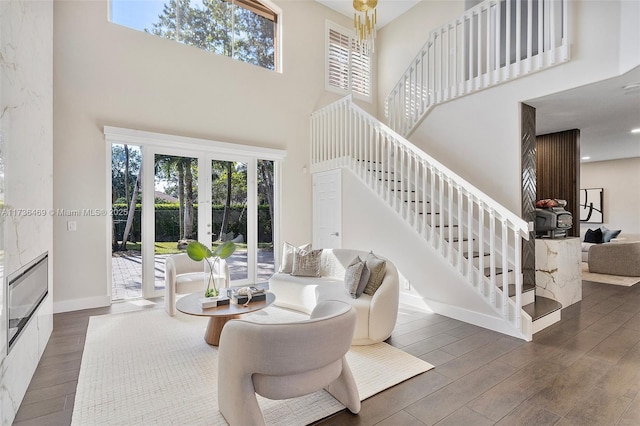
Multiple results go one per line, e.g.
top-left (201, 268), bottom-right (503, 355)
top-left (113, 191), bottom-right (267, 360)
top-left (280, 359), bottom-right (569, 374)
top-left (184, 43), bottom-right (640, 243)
top-left (536, 129), bottom-right (580, 237)
top-left (521, 103), bottom-right (537, 287)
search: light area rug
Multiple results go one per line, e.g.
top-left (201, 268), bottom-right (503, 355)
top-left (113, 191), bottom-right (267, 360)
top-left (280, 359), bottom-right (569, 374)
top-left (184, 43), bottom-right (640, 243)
top-left (71, 307), bottom-right (433, 426)
top-left (581, 262), bottom-right (640, 287)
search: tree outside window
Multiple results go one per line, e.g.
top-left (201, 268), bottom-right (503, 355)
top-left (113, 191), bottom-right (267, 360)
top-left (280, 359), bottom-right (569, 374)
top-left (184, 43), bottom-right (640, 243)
top-left (111, 0), bottom-right (277, 71)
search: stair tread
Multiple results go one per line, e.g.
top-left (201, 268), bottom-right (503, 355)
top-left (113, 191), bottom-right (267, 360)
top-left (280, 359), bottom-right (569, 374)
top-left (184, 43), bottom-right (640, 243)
top-left (483, 267), bottom-right (512, 276)
top-left (443, 236), bottom-right (469, 242)
top-left (523, 296), bottom-right (562, 321)
top-left (498, 283), bottom-right (536, 297)
top-left (463, 251), bottom-right (489, 259)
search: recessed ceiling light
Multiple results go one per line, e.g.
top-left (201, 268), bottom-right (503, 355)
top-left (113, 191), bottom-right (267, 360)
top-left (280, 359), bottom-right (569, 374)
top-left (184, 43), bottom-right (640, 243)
top-left (581, 156), bottom-right (591, 160)
top-left (632, 128), bottom-right (640, 134)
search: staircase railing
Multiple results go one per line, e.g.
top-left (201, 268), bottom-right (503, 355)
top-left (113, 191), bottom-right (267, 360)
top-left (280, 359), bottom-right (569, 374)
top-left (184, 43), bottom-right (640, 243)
top-left (386, 0), bottom-right (569, 137)
top-left (312, 96), bottom-right (532, 338)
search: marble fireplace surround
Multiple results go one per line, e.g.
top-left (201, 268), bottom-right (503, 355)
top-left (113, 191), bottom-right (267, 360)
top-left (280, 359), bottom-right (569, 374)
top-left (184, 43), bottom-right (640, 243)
top-left (0, 0), bottom-right (54, 424)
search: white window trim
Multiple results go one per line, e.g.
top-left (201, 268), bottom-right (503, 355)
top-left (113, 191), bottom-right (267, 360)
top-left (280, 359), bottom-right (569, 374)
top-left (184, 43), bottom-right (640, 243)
top-left (325, 20), bottom-right (372, 102)
top-left (258, 0), bottom-right (283, 73)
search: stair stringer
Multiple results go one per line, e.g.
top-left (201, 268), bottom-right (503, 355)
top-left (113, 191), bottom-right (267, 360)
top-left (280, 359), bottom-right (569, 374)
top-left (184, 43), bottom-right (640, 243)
top-left (337, 165), bottom-right (534, 341)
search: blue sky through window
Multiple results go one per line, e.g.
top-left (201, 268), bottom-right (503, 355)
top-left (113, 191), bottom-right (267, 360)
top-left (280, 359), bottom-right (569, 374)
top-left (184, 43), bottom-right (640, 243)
top-left (110, 1), bottom-right (167, 32)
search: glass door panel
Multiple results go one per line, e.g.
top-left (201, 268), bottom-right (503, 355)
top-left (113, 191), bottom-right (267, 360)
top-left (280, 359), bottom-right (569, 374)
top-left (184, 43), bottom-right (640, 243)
top-left (111, 143), bottom-right (143, 301)
top-left (257, 160), bottom-right (275, 283)
top-left (211, 160), bottom-right (248, 283)
top-left (153, 154), bottom-right (199, 291)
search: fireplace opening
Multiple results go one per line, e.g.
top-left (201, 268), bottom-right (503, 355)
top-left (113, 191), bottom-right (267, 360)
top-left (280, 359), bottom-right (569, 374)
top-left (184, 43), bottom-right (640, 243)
top-left (6, 252), bottom-right (48, 354)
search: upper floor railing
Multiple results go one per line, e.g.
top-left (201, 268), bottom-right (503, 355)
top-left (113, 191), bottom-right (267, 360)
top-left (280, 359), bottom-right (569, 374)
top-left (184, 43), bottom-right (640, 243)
top-left (385, 0), bottom-right (569, 136)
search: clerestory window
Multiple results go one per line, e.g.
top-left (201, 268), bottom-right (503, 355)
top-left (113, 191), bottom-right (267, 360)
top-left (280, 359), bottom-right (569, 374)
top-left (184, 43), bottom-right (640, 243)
top-left (326, 21), bottom-right (371, 100)
top-left (110, 0), bottom-right (279, 71)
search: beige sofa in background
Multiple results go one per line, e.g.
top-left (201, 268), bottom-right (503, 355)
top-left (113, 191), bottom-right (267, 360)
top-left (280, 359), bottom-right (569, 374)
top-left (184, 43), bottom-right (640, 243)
top-left (588, 242), bottom-right (640, 276)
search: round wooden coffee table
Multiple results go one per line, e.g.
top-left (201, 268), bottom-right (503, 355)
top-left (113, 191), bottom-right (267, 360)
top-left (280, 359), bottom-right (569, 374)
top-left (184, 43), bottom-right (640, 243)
top-left (175, 291), bottom-right (275, 346)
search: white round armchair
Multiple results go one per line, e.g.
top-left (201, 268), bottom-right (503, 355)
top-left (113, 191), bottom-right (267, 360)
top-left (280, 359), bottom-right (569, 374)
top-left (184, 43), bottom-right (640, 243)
top-left (217, 300), bottom-right (360, 426)
top-left (164, 253), bottom-right (230, 316)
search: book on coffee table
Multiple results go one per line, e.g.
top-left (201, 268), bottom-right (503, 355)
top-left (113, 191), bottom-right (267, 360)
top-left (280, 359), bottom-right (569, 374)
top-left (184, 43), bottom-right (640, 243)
top-left (199, 296), bottom-right (230, 309)
top-left (228, 287), bottom-right (266, 304)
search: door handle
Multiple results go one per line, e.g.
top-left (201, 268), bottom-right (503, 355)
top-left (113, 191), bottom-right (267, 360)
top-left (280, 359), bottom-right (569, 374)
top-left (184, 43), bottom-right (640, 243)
top-left (330, 232), bottom-right (339, 236)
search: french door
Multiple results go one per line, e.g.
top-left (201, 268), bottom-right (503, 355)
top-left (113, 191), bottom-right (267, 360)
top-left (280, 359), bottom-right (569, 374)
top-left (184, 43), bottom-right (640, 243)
top-left (142, 149), bottom-right (259, 298)
top-left (107, 127), bottom-right (283, 302)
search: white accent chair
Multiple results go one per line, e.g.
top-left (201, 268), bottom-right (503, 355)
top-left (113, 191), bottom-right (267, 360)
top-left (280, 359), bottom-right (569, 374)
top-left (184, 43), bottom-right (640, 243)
top-left (164, 253), bottom-right (230, 316)
top-left (217, 300), bottom-right (360, 426)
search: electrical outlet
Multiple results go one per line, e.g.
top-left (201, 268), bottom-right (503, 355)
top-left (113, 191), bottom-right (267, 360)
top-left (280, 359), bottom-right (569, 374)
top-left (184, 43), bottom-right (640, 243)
top-left (67, 220), bottom-right (77, 232)
top-left (403, 280), bottom-right (411, 290)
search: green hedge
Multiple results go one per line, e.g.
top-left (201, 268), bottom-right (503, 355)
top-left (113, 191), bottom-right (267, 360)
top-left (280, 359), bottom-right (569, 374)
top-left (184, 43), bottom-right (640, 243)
top-left (112, 204), bottom-right (272, 243)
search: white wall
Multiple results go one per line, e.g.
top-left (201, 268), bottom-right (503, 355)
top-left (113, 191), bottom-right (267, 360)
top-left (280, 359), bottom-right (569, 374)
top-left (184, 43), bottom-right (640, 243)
top-left (377, 1), bottom-right (638, 214)
top-left (52, 0), bottom-right (363, 311)
top-left (0, 0), bottom-right (54, 423)
top-left (619, 0), bottom-right (640, 73)
top-left (580, 157), bottom-right (640, 241)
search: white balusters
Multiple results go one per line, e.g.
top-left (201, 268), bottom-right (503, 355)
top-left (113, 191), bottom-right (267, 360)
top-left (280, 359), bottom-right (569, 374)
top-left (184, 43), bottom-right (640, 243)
top-left (384, 0), bottom-right (569, 138)
top-left (514, 230), bottom-right (523, 328)
top-left (489, 208), bottom-right (496, 305)
top-left (310, 96), bottom-right (531, 336)
top-left (501, 221), bottom-right (508, 316)
top-left (478, 204), bottom-right (485, 295)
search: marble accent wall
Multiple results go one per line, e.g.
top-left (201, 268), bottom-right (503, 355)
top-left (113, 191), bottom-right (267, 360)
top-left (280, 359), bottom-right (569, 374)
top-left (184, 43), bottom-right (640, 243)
top-left (535, 238), bottom-right (582, 308)
top-left (0, 1), bottom-right (54, 424)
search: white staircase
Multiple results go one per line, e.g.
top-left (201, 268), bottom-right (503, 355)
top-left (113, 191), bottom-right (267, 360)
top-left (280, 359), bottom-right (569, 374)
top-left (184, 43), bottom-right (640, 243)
top-left (311, 96), bottom-right (562, 341)
top-left (310, 0), bottom-right (572, 340)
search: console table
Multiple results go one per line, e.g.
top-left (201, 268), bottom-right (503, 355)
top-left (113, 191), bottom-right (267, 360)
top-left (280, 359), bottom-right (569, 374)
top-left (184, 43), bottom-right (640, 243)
top-left (535, 237), bottom-right (582, 308)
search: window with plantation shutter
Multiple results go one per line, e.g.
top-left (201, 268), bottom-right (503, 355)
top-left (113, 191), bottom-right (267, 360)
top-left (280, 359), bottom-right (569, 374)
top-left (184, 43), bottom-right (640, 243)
top-left (326, 22), bottom-right (371, 100)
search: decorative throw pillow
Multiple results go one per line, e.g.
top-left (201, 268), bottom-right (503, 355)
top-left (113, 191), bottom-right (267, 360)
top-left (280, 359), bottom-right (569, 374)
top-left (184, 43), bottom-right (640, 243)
top-left (291, 248), bottom-right (322, 277)
top-left (584, 228), bottom-right (603, 244)
top-left (279, 242), bottom-right (311, 273)
top-left (356, 264), bottom-right (370, 298)
top-left (363, 252), bottom-right (386, 296)
top-left (344, 257), bottom-right (365, 298)
top-left (600, 226), bottom-right (622, 243)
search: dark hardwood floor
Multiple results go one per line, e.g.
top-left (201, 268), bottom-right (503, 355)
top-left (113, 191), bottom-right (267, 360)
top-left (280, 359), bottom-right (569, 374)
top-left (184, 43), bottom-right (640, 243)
top-left (13, 279), bottom-right (640, 426)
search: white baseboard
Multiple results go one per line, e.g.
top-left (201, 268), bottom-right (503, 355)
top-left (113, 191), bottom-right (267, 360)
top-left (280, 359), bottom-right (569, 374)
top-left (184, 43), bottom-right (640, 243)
top-left (400, 292), bottom-right (530, 341)
top-left (53, 295), bottom-right (111, 313)
top-left (399, 292), bottom-right (434, 312)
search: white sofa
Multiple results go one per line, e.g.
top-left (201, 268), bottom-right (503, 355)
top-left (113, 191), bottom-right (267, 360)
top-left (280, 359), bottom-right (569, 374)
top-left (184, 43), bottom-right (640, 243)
top-left (269, 248), bottom-right (399, 345)
top-left (164, 253), bottom-right (230, 316)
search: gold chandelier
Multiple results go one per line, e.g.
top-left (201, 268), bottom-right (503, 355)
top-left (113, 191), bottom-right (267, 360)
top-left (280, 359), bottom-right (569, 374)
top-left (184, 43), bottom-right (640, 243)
top-left (353, 0), bottom-right (377, 54)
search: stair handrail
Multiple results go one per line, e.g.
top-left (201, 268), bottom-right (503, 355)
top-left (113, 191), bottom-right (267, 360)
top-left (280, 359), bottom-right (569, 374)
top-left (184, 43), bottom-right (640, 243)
top-left (385, 0), bottom-right (569, 137)
top-left (313, 96), bottom-right (530, 235)
top-left (312, 95), bottom-right (534, 338)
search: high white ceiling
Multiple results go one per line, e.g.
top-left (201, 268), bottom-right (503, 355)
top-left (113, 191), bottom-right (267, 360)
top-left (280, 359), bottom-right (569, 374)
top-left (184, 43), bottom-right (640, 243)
top-left (527, 66), bottom-right (640, 163)
top-left (316, 0), bottom-right (421, 29)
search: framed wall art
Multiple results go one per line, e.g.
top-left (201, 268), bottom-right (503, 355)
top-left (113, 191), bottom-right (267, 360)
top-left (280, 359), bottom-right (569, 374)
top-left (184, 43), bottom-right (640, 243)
top-left (579, 188), bottom-right (603, 223)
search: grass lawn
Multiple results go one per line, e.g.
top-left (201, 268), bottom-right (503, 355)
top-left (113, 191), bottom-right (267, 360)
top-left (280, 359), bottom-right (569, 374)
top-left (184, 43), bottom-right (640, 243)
top-left (115, 241), bottom-right (271, 255)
